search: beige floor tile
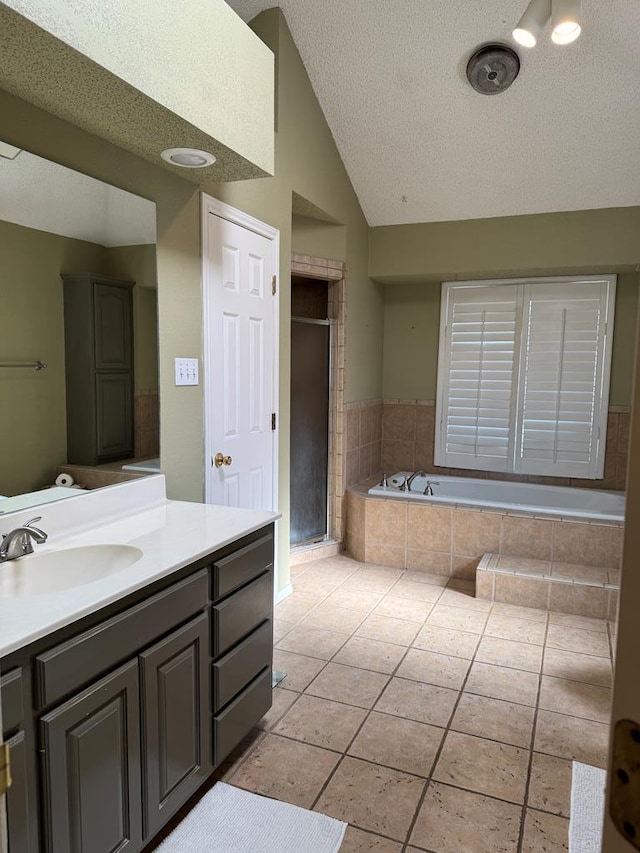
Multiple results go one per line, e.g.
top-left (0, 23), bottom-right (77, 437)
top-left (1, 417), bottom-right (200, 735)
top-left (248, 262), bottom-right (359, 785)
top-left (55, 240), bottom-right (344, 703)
top-left (348, 711), bottom-right (444, 777)
top-left (272, 650), bottom-right (326, 692)
top-left (292, 575), bottom-right (342, 597)
top-left (410, 782), bottom-right (522, 853)
top-left (341, 572), bottom-right (402, 595)
top-left (323, 587), bottom-right (384, 612)
top-left (465, 661), bottom-right (540, 706)
top-left (413, 625), bottom-right (480, 659)
top-left (306, 662), bottom-right (389, 709)
top-left (215, 729), bottom-right (266, 782)
top-left (485, 614), bottom-right (547, 645)
top-left (433, 731), bottom-right (529, 804)
top-left (438, 588), bottom-right (493, 612)
top-left (543, 647), bottom-right (612, 688)
top-left (476, 636), bottom-right (543, 673)
top-left (273, 694), bottom-right (366, 752)
top-left (402, 570), bottom-right (449, 586)
top-left (397, 648), bottom-right (470, 690)
top-left (375, 677), bottom-right (458, 727)
top-left (548, 611), bottom-right (608, 633)
top-left (273, 619), bottom-right (296, 644)
top-left (229, 733), bottom-right (340, 808)
top-left (452, 693), bottom-right (535, 748)
top-left (276, 625), bottom-right (349, 660)
top-left (546, 624), bottom-right (610, 657)
top-left (521, 809), bottom-right (569, 852)
top-left (257, 687), bottom-right (299, 732)
top-left (491, 602), bottom-right (549, 623)
top-left (275, 593), bottom-right (320, 623)
top-left (528, 753), bottom-right (572, 817)
top-left (333, 636), bottom-right (407, 674)
top-left (302, 603), bottom-right (367, 634)
top-left (315, 756), bottom-right (426, 841)
top-left (339, 827), bottom-right (403, 853)
top-left (392, 579), bottom-right (444, 602)
top-left (373, 596), bottom-right (435, 623)
top-left (538, 675), bottom-right (612, 723)
top-left (427, 604), bottom-right (489, 634)
top-left (534, 710), bottom-right (610, 767)
top-left (356, 613), bottom-right (420, 646)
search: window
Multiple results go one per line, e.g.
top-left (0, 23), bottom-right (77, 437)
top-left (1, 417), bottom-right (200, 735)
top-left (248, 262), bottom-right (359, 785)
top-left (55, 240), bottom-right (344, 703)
top-left (435, 275), bottom-right (617, 479)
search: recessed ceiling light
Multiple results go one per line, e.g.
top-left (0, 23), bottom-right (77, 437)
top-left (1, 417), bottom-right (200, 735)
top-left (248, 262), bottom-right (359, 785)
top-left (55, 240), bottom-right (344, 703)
top-left (160, 148), bottom-right (216, 169)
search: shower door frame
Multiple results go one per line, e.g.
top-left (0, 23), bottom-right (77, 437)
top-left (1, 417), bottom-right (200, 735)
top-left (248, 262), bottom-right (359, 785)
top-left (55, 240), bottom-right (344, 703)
top-left (290, 254), bottom-right (346, 546)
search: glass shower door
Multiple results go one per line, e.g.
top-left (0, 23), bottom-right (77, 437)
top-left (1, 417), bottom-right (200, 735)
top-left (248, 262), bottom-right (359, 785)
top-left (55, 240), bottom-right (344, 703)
top-left (290, 318), bottom-right (330, 545)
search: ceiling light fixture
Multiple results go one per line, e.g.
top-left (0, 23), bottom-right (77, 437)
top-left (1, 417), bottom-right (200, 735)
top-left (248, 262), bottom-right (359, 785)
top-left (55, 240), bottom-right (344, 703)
top-left (160, 147), bottom-right (216, 169)
top-left (512, 0), bottom-right (581, 47)
top-left (551, 0), bottom-right (582, 44)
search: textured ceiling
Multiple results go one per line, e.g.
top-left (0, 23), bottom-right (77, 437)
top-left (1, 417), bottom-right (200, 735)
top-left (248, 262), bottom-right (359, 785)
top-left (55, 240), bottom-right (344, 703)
top-left (0, 147), bottom-right (156, 246)
top-left (225, 1), bottom-right (640, 226)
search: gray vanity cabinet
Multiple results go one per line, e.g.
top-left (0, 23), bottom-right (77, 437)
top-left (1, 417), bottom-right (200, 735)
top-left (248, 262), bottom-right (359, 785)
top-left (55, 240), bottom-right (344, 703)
top-left (140, 612), bottom-right (210, 839)
top-left (40, 659), bottom-right (143, 853)
top-left (4, 733), bottom-right (32, 853)
top-left (62, 273), bottom-right (134, 465)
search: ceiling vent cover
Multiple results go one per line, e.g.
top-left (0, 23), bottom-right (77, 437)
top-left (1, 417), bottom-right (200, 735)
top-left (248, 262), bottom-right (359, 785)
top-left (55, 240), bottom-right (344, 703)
top-left (466, 43), bottom-right (520, 95)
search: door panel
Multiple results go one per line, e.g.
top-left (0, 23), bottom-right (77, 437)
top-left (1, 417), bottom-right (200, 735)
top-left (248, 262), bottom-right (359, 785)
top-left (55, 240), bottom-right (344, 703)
top-left (206, 213), bottom-right (275, 511)
top-left (96, 373), bottom-right (133, 460)
top-left (5, 732), bottom-right (35, 853)
top-left (40, 660), bottom-right (142, 853)
top-left (94, 283), bottom-right (133, 370)
top-left (140, 613), bottom-right (210, 839)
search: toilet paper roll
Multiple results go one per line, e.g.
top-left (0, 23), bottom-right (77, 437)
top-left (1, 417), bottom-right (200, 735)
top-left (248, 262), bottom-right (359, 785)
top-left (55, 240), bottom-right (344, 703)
top-left (55, 473), bottom-right (75, 487)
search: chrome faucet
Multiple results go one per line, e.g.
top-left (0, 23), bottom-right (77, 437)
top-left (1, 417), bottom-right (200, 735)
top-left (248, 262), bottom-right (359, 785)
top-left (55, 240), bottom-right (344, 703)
top-left (406, 470), bottom-right (428, 492)
top-left (0, 517), bottom-right (48, 563)
top-left (424, 480), bottom-right (440, 496)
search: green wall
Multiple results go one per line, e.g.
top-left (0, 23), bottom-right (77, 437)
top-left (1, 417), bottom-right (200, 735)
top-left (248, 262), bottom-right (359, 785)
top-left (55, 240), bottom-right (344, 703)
top-left (382, 274), bottom-right (639, 407)
top-left (291, 214), bottom-right (346, 262)
top-left (0, 220), bottom-right (107, 495)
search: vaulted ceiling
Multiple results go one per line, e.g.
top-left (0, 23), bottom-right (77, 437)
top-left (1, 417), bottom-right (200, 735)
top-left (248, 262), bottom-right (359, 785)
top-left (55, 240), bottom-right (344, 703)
top-left (225, 1), bottom-right (640, 226)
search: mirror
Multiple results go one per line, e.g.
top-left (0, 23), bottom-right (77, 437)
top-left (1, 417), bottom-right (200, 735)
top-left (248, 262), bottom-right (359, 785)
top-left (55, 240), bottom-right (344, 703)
top-left (0, 143), bottom-right (159, 514)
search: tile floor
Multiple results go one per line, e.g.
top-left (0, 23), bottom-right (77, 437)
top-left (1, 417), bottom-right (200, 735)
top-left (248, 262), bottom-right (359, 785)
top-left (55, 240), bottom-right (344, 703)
top-left (217, 555), bottom-right (615, 853)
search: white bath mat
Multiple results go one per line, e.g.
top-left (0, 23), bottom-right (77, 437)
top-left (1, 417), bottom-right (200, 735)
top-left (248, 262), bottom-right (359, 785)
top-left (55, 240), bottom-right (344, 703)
top-left (569, 761), bottom-right (606, 853)
top-left (154, 782), bottom-right (347, 852)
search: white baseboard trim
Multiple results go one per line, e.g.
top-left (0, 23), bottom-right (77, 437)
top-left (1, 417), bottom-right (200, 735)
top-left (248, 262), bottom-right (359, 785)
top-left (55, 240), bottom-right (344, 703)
top-left (275, 583), bottom-right (293, 605)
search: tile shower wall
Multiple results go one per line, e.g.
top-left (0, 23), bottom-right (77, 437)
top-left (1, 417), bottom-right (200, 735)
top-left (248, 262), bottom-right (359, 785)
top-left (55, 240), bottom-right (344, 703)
top-left (134, 390), bottom-right (160, 459)
top-left (345, 401), bottom-right (383, 488)
top-left (381, 400), bottom-right (630, 491)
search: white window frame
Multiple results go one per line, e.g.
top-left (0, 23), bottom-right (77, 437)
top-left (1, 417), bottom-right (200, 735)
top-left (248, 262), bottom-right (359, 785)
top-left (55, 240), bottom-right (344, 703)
top-left (435, 275), bottom-right (617, 479)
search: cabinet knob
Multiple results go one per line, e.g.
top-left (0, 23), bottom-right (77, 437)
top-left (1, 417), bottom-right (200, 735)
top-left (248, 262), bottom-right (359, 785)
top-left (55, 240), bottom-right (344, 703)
top-left (213, 453), bottom-right (233, 468)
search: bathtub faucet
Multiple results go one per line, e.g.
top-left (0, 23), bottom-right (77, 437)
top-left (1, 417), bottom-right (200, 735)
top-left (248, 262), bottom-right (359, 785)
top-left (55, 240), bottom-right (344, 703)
top-left (406, 470), bottom-right (428, 492)
top-left (424, 480), bottom-right (440, 496)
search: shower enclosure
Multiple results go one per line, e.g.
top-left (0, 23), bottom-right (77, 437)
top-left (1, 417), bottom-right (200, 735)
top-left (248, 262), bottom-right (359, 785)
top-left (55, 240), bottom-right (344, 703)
top-left (290, 277), bottom-right (331, 546)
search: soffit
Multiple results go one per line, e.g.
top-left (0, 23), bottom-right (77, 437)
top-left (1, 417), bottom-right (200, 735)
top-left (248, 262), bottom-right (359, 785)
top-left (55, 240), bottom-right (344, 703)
top-left (226, 1), bottom-right (640, 225)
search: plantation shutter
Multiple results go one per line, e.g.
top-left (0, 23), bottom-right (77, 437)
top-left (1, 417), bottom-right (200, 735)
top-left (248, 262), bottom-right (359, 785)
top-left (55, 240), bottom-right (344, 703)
top-left (514, 280), bottom-right (614, 478)
top-left (435, 284), bottom-right (520, 473)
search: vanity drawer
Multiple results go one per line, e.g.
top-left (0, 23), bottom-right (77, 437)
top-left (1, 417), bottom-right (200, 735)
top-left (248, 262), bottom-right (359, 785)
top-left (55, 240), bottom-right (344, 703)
top-left (213, 619), bottom-right (272, 712)
top-left (213, 667), bottom-right (272, 767)
top-left (211, 533), bottom-right (273, 600)
top-left (1, 668), bottom-right (24, 735)
top-left (211, 571), bottom-right (272, 658)
top-left (35, 570), bottom-right (209, 709)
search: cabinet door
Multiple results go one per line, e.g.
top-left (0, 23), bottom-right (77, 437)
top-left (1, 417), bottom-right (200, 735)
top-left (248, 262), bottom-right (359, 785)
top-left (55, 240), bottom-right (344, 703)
top-left (40, 660), bottom-right (142, 853)
top-left (94, 282), bottom-right (133, 370)
top-left (96, 373), bottom-right (133, 460)
top-left (5, 732), bottom-right (36, 853)
top-left (140, 613), bottom-right (211, 839)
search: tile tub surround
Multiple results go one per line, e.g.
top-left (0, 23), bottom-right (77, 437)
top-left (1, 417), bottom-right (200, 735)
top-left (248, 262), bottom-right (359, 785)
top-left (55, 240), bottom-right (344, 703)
top-left (381, 400), bottom-right (630, 492)
top-left (345, 400), bottom-right (383, 489)
top-left (216, 553), bottom-right (615, 850)
top-left (345, 485), bottom-right (624, 581)
top-left (477, 554), bottom-right (620, 621)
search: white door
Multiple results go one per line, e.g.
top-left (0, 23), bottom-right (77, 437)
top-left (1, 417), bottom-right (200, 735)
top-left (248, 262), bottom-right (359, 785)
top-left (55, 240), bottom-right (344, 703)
top-left (203, 199), bottom-right (278, 511)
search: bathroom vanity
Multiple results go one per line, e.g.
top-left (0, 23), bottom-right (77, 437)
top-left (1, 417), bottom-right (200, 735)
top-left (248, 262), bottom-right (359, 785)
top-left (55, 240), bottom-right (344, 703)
top-left (0, 476), bottom-right (279, 852)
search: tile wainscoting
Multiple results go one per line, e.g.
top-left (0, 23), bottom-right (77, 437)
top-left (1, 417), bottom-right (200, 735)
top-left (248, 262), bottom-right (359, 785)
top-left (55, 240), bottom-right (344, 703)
top-left (345, 400), bottom-right (383, 489)
top-left (379, 400), bottom-right (630, 492)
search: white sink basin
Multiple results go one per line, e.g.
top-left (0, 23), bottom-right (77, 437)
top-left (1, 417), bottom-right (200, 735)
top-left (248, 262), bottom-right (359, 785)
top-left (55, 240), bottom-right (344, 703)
top-left (0, 544), bottom-right (143, 599)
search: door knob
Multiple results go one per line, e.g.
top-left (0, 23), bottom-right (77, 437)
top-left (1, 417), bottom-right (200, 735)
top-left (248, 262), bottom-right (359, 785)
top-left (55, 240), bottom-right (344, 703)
top-left (213, 453), bottom-right (233, 468)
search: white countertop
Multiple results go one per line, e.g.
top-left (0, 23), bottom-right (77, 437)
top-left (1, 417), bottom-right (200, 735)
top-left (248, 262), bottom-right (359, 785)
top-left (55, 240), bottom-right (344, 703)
top-left (0, 476), bottom-right (279, 658)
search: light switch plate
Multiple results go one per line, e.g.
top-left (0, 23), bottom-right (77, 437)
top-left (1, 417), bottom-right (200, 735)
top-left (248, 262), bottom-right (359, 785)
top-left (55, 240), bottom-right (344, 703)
top-left (174, 357), bottom-right (199, 386)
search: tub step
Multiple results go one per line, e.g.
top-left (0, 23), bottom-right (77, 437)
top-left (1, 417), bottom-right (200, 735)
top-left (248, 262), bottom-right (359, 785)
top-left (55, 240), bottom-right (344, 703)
top-left (476, 553), bottom-right (619, 621)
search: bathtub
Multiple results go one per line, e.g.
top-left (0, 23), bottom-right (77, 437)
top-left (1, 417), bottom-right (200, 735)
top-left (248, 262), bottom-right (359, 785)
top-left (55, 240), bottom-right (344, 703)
top-left (368, 472), bottom-right (625, 523)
